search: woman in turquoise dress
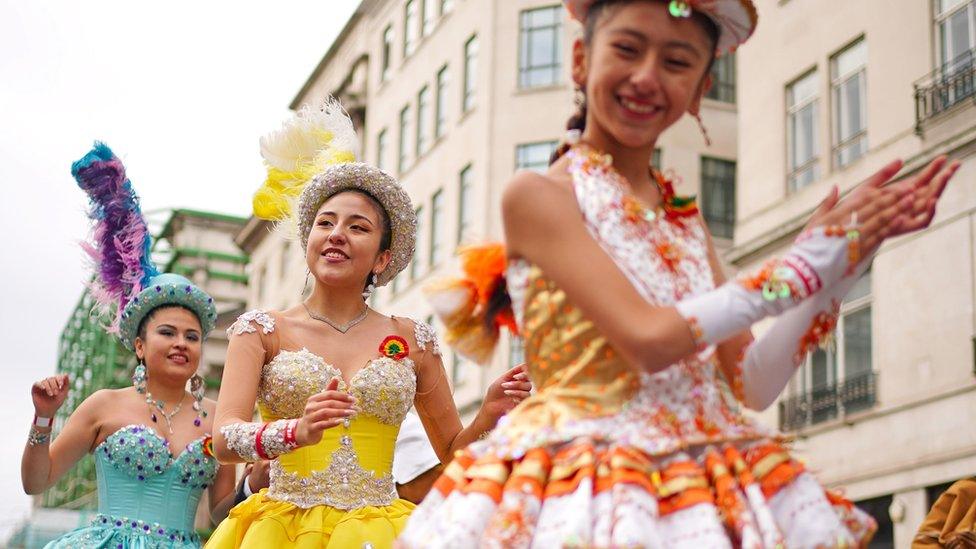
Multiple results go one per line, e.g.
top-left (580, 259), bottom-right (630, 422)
top-left (21, 143), bottom-right (237, 548)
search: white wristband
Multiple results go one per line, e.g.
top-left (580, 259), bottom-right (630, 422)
top-left (33, 416), bottom-right (53, 428)
top-left (242, 474), bottom-right (255, 497)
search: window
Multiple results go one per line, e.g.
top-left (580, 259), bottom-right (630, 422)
top-left (422, 0), bottom-right (437, 36)
top-left (416, 85), bottom-right (431, 156)
top-left (831, 40), bottom-right (867, 169)
top-left (435, 65), bottom-right (449, 139)
top-left (411, 206), bottom-right (424, 281)
top-left (398, 105), bottom-right (410, 173)
top-left (706, 52), bottom-right (736, 103)
top-left (519, 6), bottom-right (562, 88)
top-left (652, 148), bottom-right (662, 170)
top-left (700, 157), bottom-right (736, 239)
top-left (463, 34), bottom-right (479, 113)
top-left (937, 0), bottom-right (975, 74)
top-left (516, 141), bottom-right (558, 172)
top-left (404, 0), bottom-right (419, 57)
top-left (376, 128), bottom-right (388, 172)
top-left (381, 25), bottom-right (394, 81)
top-left (429, 189), bottom-right (444, 266)
top-left (441, 0), bottom-right (454, 15)
top-left (781, 272), bottom-right (874, 430)
top-left (457, 164), bottom-right (474, 245)
top-left (854, 495), bottom-right (894, 548)
top-left (787, 70), bottom-right (820, 192)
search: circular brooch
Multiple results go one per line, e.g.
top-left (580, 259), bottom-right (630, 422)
top-left (379, 335), bottom-right (410, 360)
top-left (201, 436), bottom-right (215, 459)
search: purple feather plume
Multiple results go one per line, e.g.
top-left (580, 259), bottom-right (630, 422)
top-left (72, 142), bottom-right (159, 332)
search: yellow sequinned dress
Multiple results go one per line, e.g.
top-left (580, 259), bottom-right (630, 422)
top-left (207, 311), bottom-right (441, 548)
top-left (399, 147), bottom-right (876, 548)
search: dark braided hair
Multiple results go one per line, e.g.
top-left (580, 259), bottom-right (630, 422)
top-left (550, 0), bottom-right (720, 165)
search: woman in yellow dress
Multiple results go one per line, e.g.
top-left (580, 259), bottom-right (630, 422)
top-left (206, 100), bottom-right (531, 548)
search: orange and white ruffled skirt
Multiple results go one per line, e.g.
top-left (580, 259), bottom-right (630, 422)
top-left (398, 436), bottom-right (876, 548)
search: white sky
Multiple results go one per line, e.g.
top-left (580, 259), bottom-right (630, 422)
top-left (0, 0), bottom-right (359, 538)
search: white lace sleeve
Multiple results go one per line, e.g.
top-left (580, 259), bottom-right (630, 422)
top-left (413, 319), bottom-right (441, 356)
top-left (227, 310), bottom-right (276, 337)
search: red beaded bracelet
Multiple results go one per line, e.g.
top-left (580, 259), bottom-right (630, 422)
top-left (254, 422), bottom-right (270, 460)
top-left (283, 419), bottom-right (298, 449)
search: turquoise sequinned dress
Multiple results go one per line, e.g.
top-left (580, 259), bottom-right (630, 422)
top-left (46, 424), bottom-right (217, 549)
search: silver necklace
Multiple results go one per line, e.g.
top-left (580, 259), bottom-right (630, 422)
top-left (148, 392), bottom-right (186, 435)
top-left (303, 302), bottom-right (369, 333)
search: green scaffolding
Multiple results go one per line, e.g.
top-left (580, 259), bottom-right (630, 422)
top-left (41, 291), bottom-right (134, 510)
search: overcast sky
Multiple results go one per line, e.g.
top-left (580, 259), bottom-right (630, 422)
top-left (0, 0), bottom-right (358, 538)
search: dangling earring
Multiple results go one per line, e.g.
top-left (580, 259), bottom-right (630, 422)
top-left (362, 272), bottom-right (377, 300)
top-left (694, 112), bottom-right (712, 147)
top-left (189, 374), bottom-right (207, 427)
top-left (301, 269), bottom-right (310, 298)
top-left (574, 87), bottom-right (586, 109)
top-left (132, 361), bottom-right (148, 394)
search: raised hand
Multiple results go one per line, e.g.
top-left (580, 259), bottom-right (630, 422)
top-left (880, 155), bottom-right (959, 237)
top-left (482, 364), bottom-right (532, 420)
top-left (295, 377), bottom-right (356, 447)
top-left (31, 374), bottom-right (70, 418)
top-left (804, 159), bottom-right (916, 253)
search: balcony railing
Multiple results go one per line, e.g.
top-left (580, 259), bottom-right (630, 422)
top-left (779, 370), bottom-right (878, 432)
top-left (914, 48), bottom-right (976, 132)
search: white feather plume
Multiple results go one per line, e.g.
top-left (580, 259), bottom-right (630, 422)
top-left (259, 96), bottom-right (360, 172)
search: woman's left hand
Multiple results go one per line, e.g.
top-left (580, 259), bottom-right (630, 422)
top-left (482, 364), bottom-right (532, 420)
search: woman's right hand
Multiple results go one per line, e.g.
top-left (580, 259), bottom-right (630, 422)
top-left (31, 374), bottom-right (69, 419)
top-left (295, 377), bottom-right (357, 447)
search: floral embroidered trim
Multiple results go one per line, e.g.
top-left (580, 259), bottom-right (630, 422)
top-left (88, 513), bottom-right (199, 545)
top-left (379, 335), bottom-right (410, 360)
top-left (413, 319), bottom-right (441, 356)
top-left (794, 300), bottom-right (841, 365)
top-left (686, 316), bottom-right (706, 351)
top-left (220, 422), bottom-right (261, 462)
top-left (227, 310), bottom-right (275, 336)
top-left (266, 435), bottom-right (397, 509)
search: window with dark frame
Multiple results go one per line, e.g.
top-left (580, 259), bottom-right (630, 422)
top-left (416, 85), bottom-right (431, 157)
top-left (831, 39), bottom-right (868, 169)
top-left (516, 141), bottom-right (558, 173)
top-left (787, 70), bottom-right (820, 192)
top-left (429, 189), bottom-right (444, 267)
top-left (436, 65), bottom-right (449, 139)
top-left (457, 164), bottom-right (473, 245)
top-left (463, 34), bottom-right (479, 113)
top-left (700, 157), bottom-right (736, 239)
top-left (706, 53), bottom-right (736, 103)
top-left (519, 5), bottom-right (562, 88)
top-left (398, 105), bottom-right (411, 174)
top-left (381, 25), bottom-right (394, 82)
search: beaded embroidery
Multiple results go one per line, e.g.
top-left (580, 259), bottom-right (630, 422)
top-left (227, 309), bottom-right (275, 337)
top-left (414, 320), bottom-right (441, 356)
top-left (258, 349), bottom-right (417, 425)
top-left (96, 425), bottom-right (216, 485)
top-left (266, 435), bottom-right (398, 510)
top-left (85, 513), bottom-right (199, 547)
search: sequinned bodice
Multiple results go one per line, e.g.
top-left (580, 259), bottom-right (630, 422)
top-left (224, 308), bottom-right (433, 511)
top-left (93, 425), bottom-right (216, 534)
top-left (493, 147), bottom-right (770, 457)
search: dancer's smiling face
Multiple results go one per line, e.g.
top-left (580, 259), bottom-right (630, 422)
top-left (573, 0), bottom-right (717, 148)
top-left (134, 306), bottom-right (202, 381)
top-left (306, 191), bottom-right (392, 293)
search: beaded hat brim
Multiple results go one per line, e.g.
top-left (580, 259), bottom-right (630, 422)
top-left (296, 163), bottom-right (417, 287)
top-left (119, 273), bottom-right (217, 351)
top-left (563, 0), bottom-right (758, 55)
